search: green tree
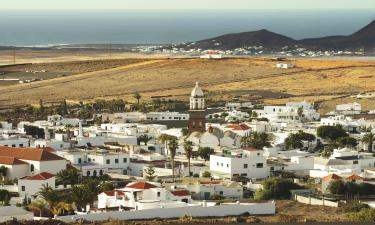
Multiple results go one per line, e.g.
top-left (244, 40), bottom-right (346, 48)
top-left (0, 189), bottom-right (10, 206)
top-left (168, 139), bottom-right (179, 182)
top-left (362, 132), bottom-right (374, 152)
top-left (317, 125), bottom-right (348, 140)
top-left (327, 180), bottom-right (346, 195)
top-left (183, 141), bottom-right (193, 176)
top-left (28, 199), bottom-right (47, 217)
top-left (198, 147), bottom-right (214, 161)
top-left (144, 166), bottom-right (157, 181)
top-left (37, 185), bottom-right (61, 214)
top-left (0, 166), bottom-right (7, 183)
top-left (285, 131), bottom-right (316, 150)
top-left (337, 136), bottom-right (358, 148)
top-left (137, 134), bottom-right (152, 145)
top-left (133, 92), bottom-right (142, 104)
top-left (56, 168), bottom-right (80, 186)
top-left (241, 132), bottom-right (272, 149)
top-left (255, 178), bottom-right (302, 200)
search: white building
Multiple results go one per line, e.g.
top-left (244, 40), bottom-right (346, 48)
top-left (336, 102), bottom-right (361, 114)
top-left (18, 172), bottom-right (56, 199)
top-left (146, 112), bottom-right (189, 121)
top-left (57, 148), bottom-right (130, 177)
top-left (0, 146), bottom-right (68, 179)
top-left (97, 181), bottom-right (191, 210)
top-left (210, 148), bottom-right (267, 179)
top-left (254, 101), bottom-right (320, 123)
top-left (276, 63), bottom-right (295, 69)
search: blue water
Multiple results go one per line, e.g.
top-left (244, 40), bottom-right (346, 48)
top-left (0, 9), bottom-right (374, 46)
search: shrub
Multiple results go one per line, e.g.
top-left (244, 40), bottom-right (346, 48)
top-left (348, 208), bottom-right (375, 222)
top-left (255, 178), bottom-right (302, 200)
top-left (202, 171), bottom-right (211, 178)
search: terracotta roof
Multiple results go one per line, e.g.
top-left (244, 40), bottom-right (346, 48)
top-left (126, 181), bottom-right (157, 190)
top-left (225, 123), bottom-right (251, 131)
top-left (0, 146), bottom-right (65, 161)
top-left (171, 190), bottom-right (191, 196)
top-left (322, 173), bottom-right (342, 181)
top-left (103, 191), bottom-right (125, 197)
top-left (21, 172), bottom-right (54, 180)
top-left (346, 174), bottom-right (363, 181)
top-left (0, 156), bottom-right (27, 165)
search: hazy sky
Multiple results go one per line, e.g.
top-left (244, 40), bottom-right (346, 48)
top-left (1, 0), bottom-right (375, 9)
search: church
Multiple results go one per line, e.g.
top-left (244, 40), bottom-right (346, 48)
top-left (187, 81), bottom-right (206, 133)
top-left (186, 82), bottom-right (242, 149)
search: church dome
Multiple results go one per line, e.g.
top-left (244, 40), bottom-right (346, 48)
top-left (191, 81), bottom-right (204, 97)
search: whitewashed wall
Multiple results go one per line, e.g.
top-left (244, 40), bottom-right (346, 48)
top-left (58, 202), bottom-right (275, 222)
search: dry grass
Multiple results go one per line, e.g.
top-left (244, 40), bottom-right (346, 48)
top-left (0, 56), bottom-right (375, 113)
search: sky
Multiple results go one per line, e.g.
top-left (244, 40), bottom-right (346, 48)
top-left (1, 0), bottom-right (375, 10)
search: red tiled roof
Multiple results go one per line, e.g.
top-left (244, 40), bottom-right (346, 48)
top-left (103, 191), bottom-right (125, 197)
top-left (0, 156), bottom-right (27, 165)
top-left (322, 173), bottom-right (342, 181)
top-left (346, 174), bottom-right (363, 181)
top-left (225, 123), bottom-right (251, 131)
top-left (0, 146), bottom-right (65, 161)
top-left (127, 181), bottom-right (157, 190)
top-left (21, 172), bottom-right (54, 180)
top-left (171, 190), bottom-right (191, 196)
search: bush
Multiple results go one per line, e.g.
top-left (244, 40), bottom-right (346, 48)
top-left (255, 178), bottom-right (302, 200)
top-left (317, 125), bottom-right (348, 140)
top-left (202, 171), bottom-right (211, 178)
top-left (209, 194), bottom-right (225, 200)
top-left (342, 202), bottom-right (369, 213)
top-left (348, 208), bottom-right (375, 222)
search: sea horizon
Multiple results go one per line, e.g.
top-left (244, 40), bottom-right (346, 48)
top-left (0, 9), bottom-right (374, 47)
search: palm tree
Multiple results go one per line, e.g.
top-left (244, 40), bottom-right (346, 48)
top-left (362, 132), bottom-right (374, 152)
top-left (133, 92), bottom-right (142, 104)
top-left (51, 202), bottom-right (73, 217)
top-left (137, 134), bottom-right (152, 145)
top-left (168, 139), bottom-right (179, 182)
top-left (159, 134), bottom-right (176, 155)
top-left (56, 168), bottom-right (80, 186)
top-left (37, 185), bottom-right (61, 214)
top-left (28, 199), bottom-right (47, 217)
top-left (183, 141), bottom-right (193, 176)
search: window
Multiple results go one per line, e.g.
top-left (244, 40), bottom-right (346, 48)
top-left (270, 166), bottom-right (274, 171)
top-left (157, 192), bottom-right (161, 197)
top-left (12, 144), bottom-right (16, 147)
top-left (123, 158), bottom-right (127, 163)
top-left (227, 164), bottom-right (229, 168)
top-left (217, 162), bottom-right (219, 166)
top-left (241, 173), bottom-right (247, 177)
top-left (256, 163), bottom-right (263, 168)
top-left (30, 164), bottom-right (34, 172)
top-left (257, 153), bottom-right (260, 156)
top-left (87, 171), bottom-right (91, 176)
top-left (115, 159), bottom-right (119, 164)
top-left (219, 191), bottom-right (223, 195)
top-left (106, 159), bottom-right (110, 164)
top-left (21, 186), bottom-right (25, 191)
top-left (353, 160), bottom-right (358, 165)
top-left (88, 158), bottom-right (91, 162)
top-left (244, 164), bottom-right (248, 169)
top-left (78, 158), bottom-right (82, 164)
top-left (19, 144), bottom-right (23, 147)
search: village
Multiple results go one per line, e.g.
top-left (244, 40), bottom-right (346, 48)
top-left (0, 81), bottom-right (374, 223)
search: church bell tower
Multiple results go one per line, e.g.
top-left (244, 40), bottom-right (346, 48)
top-left (188, 81), bottom-right (206, 133)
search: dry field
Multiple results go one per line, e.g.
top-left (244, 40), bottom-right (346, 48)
top-left (0, 51), bottom-right (375, 113)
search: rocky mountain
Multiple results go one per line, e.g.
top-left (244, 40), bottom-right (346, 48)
top-left (185, 20), bottom-right (375, 51)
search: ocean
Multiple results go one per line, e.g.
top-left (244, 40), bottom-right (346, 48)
top-left (0, 9), bottom-right (374, 47)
